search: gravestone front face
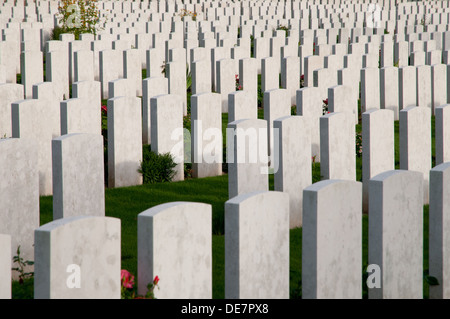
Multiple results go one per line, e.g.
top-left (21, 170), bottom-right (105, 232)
top-left (192, 59), bottom-right (211, 95)
top-left (12, 99), bottom-right (54, 195)
top-left (151, 94), bottom-right (184, 182)
top-left (216, 58), bottom-right (236, 113)
top-left (380, 67), bottom-right (399, 120)
top-left (368, 170), bottom-right (423, 299)
top-left (69, 80), bottom-right (102, 136)
top-left (108, 96), bottom-right (143, 188)
top-left (303, 180), bottom-right (362, 299)
top-left (46, 49), bottom-right (69, 100)
top-left (191, 93), bottom-right (222, 178)
top-left (225, 191), bottom-right (289, 299)
top-left (0, 84), bottom-right (23, 138)
top-left (228, 90), bottom-right (257, 123)
top-left (431, 64), bottom-right (447, 115)
top-left (274, 115), bottom-right (311, 228)
top-left (142, 77), bottom-right (168, 145)
top-left (227, 118), bottom-right (269, 199)
top-left (238, 58), bottom-right (257, 108)
top-left (328, 85), bottom-right (357, 124)
top-left (167, 60), bottom-right (187, 115)
top-left (264, 88), bottom-right (291, 157)
top-left (21, 50), bottom-right (43, 99)
top-left (52, 133), bottom-right (105, 220)
top-left (0, 234), bottom-right (11, 299)
top-left (138, 202), bottom-right (212, 299)
top-left (320, 112), bottom-right (355, 181)
top-left (123, 49), bottom-right (142, 97)
top-left (399, 106), bottom-right (431, 204)
top-left (361, 68), bottom-right (380, 112)
top-left (416, 65), bottom-right (432, 109)
top-left (362, 109), bottom-right (395, 213)
top-left (281, 56), bottom-right (300, 106)
top-left (74, 50), bottom-right (94, 82)
top-left (108, 78), bottom-right (134, 99)
top-left (0, 138), bottom-right (39, 281)
top-left (435, 105), bottom-right (450, 165)
top-left (100, 49), bottom-right (123, 100)
top-left (429, 162), bottom-right (450, 299)
top-left (399, 66), bottom-right (417, 111)
top-left (297, 87), bottom-right (322, 161)
top-left (34, 216), bottom-right (121, 299)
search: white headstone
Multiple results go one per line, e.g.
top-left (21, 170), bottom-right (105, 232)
top-left (138, 202), bottom-right (212, 298)
top-left (225, 191), bottom-right (289, 299)
top-left (34, 216), bottom-right (121, 299)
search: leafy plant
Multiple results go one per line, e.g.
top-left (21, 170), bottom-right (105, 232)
top-left (291, 105), bottom-right (296, 115)
top-left (138, 146), bottom-right (177, 184)
top-left (423, 270), bottom-right (439, 286)
top-left (161, 61), bottom-right (166, 76)
top-left (178, 9), bottom-right (197, 21)
top-left (50, 25), bottom-right (66, 40)
top-left (56, 0), bottom-right (105, 39)
top-left (12, 246), bottom-right (34, 284)
top-left (183, 115), bottom-right (191, 133)
top-left (186, 64), bottom-right (192, 91)
top-left (356, 132), bottom-right (362, 158)
top-left (121, 269), bottom-right (160, 299)
top-left (235, 74), bottom-right (242, 91)
top-left (322, 98), bottom-right (329, 115)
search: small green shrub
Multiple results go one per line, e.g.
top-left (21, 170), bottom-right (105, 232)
top-left (138, 146), bottom-right (177, 184)
top-left (51, 25), bottom-right (66, 40)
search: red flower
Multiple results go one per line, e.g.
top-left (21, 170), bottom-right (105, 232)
top-left (121, 270), bottom-right (135, 289)
top-left (153, 275), bottom-right (160, 285)
top-left (323, 99), bottom-right (328, 105)
top-left (300, 74), bottom-right (304, 80)
top-left (101, 105), bottom-right (107, 113)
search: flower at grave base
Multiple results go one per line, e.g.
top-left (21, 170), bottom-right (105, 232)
top-left (101, 105), bottom-right (107, 113)
top-left (153, 275), bottom-right (160, 286)
top-left (121, 269), bottom-right (134, 289)
top-left (300, 74), bottom-right (304, 81)
top-left (323, 99), bottom-right (328, 105)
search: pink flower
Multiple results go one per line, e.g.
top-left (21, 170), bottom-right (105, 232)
top-left (121, 269), bottom-right (135, 289)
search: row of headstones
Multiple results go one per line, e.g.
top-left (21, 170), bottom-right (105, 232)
top-left (2, 66), bottom-right (449, 200)
top-left (2, 162), bottom-right (450, 299)
top-left (3, 84), bottom-right (448, 249)
top-left (1, 2), bottom-right (445, 65)
top-left (10, 30), bottom-right (450, 107)
top-left (2, 0), bottom-right (449, 26)
top-left (4, 9), bottom-right (450, 98)
top-left (16, 29), bottom-right (448, 108)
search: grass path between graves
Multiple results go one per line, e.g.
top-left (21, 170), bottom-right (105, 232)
top-left (13, 115), bottom-right (435, 299)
